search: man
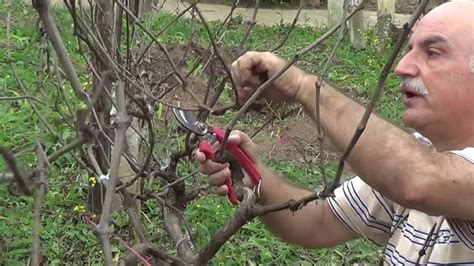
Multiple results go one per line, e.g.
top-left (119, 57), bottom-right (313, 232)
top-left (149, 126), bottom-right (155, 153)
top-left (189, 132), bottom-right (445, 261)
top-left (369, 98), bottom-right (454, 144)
top-left (197, 1), bottom-right (474, 264)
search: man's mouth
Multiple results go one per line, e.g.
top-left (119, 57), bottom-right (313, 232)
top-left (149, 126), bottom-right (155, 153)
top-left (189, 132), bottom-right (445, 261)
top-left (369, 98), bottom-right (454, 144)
top-left (401, 87), bottom-right (420, 98)
top-left (400, 78), bottom-right (429, 99)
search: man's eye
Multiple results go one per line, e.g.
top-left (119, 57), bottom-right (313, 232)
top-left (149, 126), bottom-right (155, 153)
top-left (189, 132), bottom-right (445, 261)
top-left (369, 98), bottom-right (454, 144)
top-left (427, 50), bottom-right (439, 58)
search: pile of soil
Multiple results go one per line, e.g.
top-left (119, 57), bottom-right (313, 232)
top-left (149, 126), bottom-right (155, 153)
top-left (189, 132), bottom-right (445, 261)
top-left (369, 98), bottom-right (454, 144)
top-left (137, 42), bottom-right (340, 163)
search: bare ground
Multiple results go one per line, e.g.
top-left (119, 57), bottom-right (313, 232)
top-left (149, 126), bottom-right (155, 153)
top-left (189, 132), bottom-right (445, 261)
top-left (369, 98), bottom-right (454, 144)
top-left (141, 42), bottom-right (341, 165)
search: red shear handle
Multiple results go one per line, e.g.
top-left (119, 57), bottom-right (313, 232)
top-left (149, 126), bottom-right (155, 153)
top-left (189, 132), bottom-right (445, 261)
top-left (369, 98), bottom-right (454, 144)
top-left (224, 179), bottom-right (239, 205)
top-left (198, 141), bottom-right (239, 205)
top-left (209, 126), bottom-right (262, 185)
top-left (198, 141), bottom-right (215, 160)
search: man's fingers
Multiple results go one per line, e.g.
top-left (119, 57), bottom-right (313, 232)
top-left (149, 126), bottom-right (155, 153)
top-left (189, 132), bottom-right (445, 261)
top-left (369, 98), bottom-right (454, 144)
top-left (227, 131), bottom-right (242, 145)
top-left (208, 168), bottom-right (231, 186)
top-left (230, 61), bottom-right (242, 86)
top-left (216, 185), bottom-right (228, 196)
top-left (199, 160), bottom-right (228, 174)
top-left (195, 150), bottom-right (207, 163)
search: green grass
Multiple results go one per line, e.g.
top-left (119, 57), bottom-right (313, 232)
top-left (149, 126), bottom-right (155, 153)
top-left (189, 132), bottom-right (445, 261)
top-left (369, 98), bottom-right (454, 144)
top-left (0, 0), bottom-right (403, 264)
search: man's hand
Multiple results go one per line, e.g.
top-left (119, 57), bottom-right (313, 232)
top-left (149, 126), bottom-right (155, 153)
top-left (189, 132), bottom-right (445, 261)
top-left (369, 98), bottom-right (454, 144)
top-left (231, 52), bottom-right (309, 105)
top-left (196, 130), bottom-right (260, 195)
top-left (196, 130), bottom-right (357, 249)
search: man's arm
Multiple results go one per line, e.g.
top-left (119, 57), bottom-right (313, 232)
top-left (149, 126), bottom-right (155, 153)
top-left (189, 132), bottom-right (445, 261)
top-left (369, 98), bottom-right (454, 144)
top-left (196, 132), bottom-right (357, 248)
top-left (296, 73), bottom-right (474, 220)
top-left (255, 162), bottom-right (358, 248)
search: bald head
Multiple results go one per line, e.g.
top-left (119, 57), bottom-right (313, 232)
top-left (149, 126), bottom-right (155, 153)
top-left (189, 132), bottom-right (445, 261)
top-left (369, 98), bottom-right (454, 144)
top-left (420, 2), bottom-right (474, 42)
top-left (412, 1), bottom-right (474, 71)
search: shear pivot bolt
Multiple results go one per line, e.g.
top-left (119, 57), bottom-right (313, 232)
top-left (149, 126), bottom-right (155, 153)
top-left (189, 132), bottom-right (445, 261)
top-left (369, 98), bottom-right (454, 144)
top-left (197, 123), bottom-right (206, 131)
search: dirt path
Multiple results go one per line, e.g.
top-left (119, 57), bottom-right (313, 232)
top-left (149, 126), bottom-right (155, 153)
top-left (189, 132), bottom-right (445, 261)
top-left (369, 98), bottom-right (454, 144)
top-left (158, 0), bottom-right (411, 28)
top-left (45, 0), bottom-right (411, 28)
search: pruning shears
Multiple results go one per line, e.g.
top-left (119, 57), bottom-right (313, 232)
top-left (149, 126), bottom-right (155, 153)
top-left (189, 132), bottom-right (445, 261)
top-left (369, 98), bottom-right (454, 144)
top-left (172, 108), bottom-right (262, 205)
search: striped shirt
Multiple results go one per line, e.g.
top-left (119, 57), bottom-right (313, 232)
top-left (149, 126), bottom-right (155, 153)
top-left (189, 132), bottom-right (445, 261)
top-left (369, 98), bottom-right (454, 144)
top-left (328, 146), bottom-right (474, 264)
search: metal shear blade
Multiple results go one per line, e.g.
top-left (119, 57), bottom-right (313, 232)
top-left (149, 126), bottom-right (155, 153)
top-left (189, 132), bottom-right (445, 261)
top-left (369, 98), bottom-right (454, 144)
top-left (172, 107), bottom-right (209, 136)
top-left (172, 106), bottom-right (262, 205)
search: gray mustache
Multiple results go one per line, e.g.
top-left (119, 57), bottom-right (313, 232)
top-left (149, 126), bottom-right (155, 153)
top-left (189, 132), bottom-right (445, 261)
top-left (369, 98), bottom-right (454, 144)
top-left (401, 78), bottom-right (429, 95)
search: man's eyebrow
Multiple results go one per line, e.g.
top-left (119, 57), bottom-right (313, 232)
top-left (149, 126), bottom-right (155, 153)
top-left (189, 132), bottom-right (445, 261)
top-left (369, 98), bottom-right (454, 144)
top-left (419, 36), bottom-right (448, 48)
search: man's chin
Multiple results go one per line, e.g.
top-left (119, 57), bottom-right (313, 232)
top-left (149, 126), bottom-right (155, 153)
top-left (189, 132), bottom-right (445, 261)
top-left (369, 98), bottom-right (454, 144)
top-left (401, 110), bottom-right (421, 129)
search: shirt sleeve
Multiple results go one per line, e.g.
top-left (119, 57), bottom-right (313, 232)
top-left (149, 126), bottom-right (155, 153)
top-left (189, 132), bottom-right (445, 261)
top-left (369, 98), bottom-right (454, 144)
top-left (327, 177), bottom-right (395, 246)
top-left (446, 147), bottom-right (474, 250)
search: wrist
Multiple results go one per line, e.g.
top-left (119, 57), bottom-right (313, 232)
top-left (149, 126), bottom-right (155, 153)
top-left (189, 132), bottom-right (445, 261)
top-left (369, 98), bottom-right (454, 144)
top-left (295, 73), bottom-right (317, 105)
top-left (253, 162), bottom-right (276, 205)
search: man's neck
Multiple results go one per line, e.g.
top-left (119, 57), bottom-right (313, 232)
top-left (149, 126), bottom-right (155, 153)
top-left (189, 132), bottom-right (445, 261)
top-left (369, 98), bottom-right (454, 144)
top-left (430, 133), bottom-right (474, 152)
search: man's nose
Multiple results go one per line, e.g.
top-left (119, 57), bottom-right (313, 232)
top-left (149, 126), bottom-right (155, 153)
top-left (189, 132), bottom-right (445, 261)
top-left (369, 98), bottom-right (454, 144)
top-left (395, 52), bottom-right (420, 78)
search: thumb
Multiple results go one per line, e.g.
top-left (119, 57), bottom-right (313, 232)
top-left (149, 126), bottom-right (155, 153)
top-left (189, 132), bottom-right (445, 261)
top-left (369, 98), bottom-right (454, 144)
top-left (237, 86), bottom-right (255, 105)
top-left (195, 149), bottom-right (207, 163)
top-left (227, 130), bottom-right (258, 163)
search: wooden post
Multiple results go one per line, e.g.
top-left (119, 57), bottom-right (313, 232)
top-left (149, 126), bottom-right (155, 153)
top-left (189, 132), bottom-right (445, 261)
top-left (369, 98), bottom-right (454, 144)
top-left (327, 0), bottom-right (344, 28)
top-left (349, 0), bottom-right (365, 48)
top-left (376, 0), bottom-right (396, 52)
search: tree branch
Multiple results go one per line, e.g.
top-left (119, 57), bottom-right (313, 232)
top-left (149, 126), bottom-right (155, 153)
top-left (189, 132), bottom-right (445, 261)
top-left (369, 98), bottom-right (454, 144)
top-left (118, 242), bottom-right (184, 265)
top-left (314, 0), bottom-right (350, 186)
top-left (32, 0), bottom-right (89, 102)
top-left (239, 0), bottom-right (259, 50)
top-left (194, 188), bottom-right (257, 264)
top-left (32, 140), bottom-right (48, 266)
top-left (0, 147), bottom-right (34, 195)
top-left (95, 81), bottom-right (130, 265)
top-left (271, 0), bottom-right (304, 52)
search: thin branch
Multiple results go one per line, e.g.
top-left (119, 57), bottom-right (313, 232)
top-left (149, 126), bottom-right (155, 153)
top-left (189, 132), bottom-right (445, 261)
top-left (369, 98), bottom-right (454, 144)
top-left (210, 103), bottom-right (238, 115)
top-left (112, 0), bottom-right (123, 58)
top-left (0, 173), bottom-right (15, 184)
top-left (32, 0), bottom-right (89, 102)
top-left (32, 23), bottom-right (51, 263)
top-left (64, 0), bottom-right (110, 70)
top-left (10, 64), bottom-right (58, 137)
top-left (193, 7), bottom-right (239, 103)
top-left (0, 96), bottom-right (46, 105)
top-left (119, 96), bottom-right (155, 185)
top-left (6, 10), bottom-right (11, 61)
top-left (315, 0), bottom-right (350, 186)
top-left (0, 147), bottom-right (34, 195)
top-left (32, 140), bottom-right (48, 266)
top-left (47, 137), bottom-right (88, 163)
top-left (219, 3), bottom-right (364, 158)
top-left (239, 0), bottom-right (259, 49)
top-left (118, 187), bottom-right (148, 242)
top-left (118, 242), bottom-right (184, 265)
top-left (84, 214), bottom-right (183, 265)
top-left (114, 237), bottom-right (152, 266)
top-left (417, 217), bottom-right (444, 264)
top-left (95, 81), bottom-right (130, 265)
top-left (134, 3), bottom-right (197, 67)
top-left (250, 106), bottom-right (299, 138)
top-left (158, 170), bottom-right (199, 193)
top-left (69, 8), bottom-right (153, 102)
top-left (415, 222), bottom-right (437, 265)
top-left (215, 0), bottom-right (240, 37)
top-left (271, 0), bottom-right (304, 52)
top-left (51, 55), bottom-right (75, 118)
top-left (10, 63), bottom-right (95, 183)
top-left (319, 0), bottom-right (430, 197)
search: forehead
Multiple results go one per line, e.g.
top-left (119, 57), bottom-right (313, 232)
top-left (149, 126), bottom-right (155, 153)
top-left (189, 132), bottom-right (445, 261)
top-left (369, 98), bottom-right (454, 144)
top-left (409, 21), bottom-right (450, 48)
top-left (408, 3), bottom-right (474, 49)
